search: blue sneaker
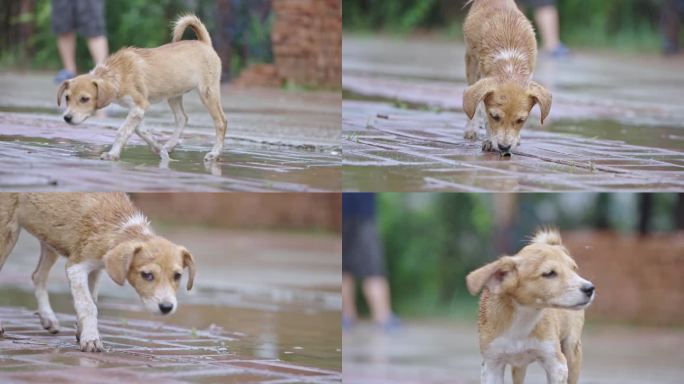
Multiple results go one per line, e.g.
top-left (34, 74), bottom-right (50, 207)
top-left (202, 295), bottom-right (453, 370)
top-left (547, 43), bottom-right (571, 59)
top-left (342, 316), bottom-right (355, 331)
top-left (54, 69), bottom-right (75, 84)
top-left (380, 314), bottom-right (401, 333)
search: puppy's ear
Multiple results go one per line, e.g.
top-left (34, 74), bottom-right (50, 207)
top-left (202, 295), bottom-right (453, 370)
top-left (463, 77), bottom-right (497, 120)
top-left (182, 248), bottom-right (196, 291)
top-left (103, 242), bottom-right (143, 286)
top-left (93, 79), bottom-right (116, 109)
top-left (466, 256), bottom-right (517, 295)
top-left (57, 81), bottom-right (69, 107)
top-left (528, 81), bottom-right (552, 125)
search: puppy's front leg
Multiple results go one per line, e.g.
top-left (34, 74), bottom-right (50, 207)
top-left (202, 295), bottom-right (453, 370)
top-left (481, 361), bottom-right (505, 384)
top-left (66, 261), bottom-right (104, 352)
top-left (465, 102), bottom-right (487, 141)
top-left (101, 105), bottom-right (147, 161)
top-left (541, 353), bottom-right (568, 384)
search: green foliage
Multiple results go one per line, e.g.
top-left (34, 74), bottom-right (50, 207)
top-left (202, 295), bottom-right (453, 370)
top-left (375, 193), bottom-right (680, 316)
top-left (1, 0), bottom-right (272, 73)
top-left (344, 0), bottom-right (670, 51)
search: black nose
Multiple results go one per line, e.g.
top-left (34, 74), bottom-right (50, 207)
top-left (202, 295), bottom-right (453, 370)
top-left (581, 284), bottom-right (595, 298)
top-left (498, 144), bottom-right (511, 152)
top-left (64, 115), bottom-right (72, 123)
top-left (159, 303), bottom-right (174, 314)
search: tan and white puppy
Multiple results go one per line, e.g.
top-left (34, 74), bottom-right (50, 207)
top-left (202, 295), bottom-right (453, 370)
top-left (0, 193), bottom-right (196, 352)
top-left (466, 229), bottom-right (595, 384)
top-left (57, 14), bottom-right (227, 162)
top-left (463, 0), bottom-right (552, 155)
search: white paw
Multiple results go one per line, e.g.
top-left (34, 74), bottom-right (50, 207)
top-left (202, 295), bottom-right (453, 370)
top-left (203, 151), bottom-right (221, 163)
top-left (99, 151), bottom-right (120, 161)
top-left (37, 311), bottom-right (60, 334)
top-left (79, 327), bottom-right (104, 352)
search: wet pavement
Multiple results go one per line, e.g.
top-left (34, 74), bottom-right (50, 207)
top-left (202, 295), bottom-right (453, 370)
top-left (0, 228), bottom-right (342, 383)
top-left (343, 36), bottom-right (684, 191)
top-left (343, 320), bottom-right (684, 384)
top-left (0, 72), bottom-right (341, 192)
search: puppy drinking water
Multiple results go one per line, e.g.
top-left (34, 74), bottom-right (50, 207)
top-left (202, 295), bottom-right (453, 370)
top-left (0, 193), bottom-right (196, 352)
top-left (463, 0), bottom-right (552, 156)
top-left (57, 14), bottom-right (227, 162)
top-left (466, 229), bottom-right (595, 384)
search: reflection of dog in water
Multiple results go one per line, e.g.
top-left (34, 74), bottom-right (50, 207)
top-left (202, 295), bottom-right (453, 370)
top-left (467, 228), bottom-right (595, 383)
top-left (0, 193), bottom-right (196, 352)
top-left (57, 14), bottom-right (227, 163)
top-left (462, 0), bottom-right (552, 156)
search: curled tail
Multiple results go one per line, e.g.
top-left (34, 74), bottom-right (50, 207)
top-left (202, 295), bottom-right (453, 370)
top-left (172, 14), bottom-right (212, 45)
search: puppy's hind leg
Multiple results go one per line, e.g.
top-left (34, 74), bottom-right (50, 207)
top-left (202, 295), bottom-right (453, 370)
top-left (33, 243), bottom-right (60, 334)
top-left (198, 85), bottom-right (227, 162)
top-left (88, 270), bottom-right (102, 303)
top-left (163, 96), bottom-right (188, 154)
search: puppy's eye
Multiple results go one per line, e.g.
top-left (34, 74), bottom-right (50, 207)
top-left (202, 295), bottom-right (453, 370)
top-left (516, 118), bottom-right (526, 124)
top-left (490, 114), bottom-right (501, 122)
top-left (173, 272), bottom-right (182, 281)
top-left (80, 96), bottom-right (90, 103)
top-left (141, 272), bottom-right (154, 281)
top-left (542, 270), bottom-right (557, 278)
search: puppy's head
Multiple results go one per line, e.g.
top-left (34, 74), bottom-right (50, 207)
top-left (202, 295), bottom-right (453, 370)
top-left (466, 229), bottom-right (594, 310)
top-left (463, 77), bottom-right (552, 154)
top-left (57, 74), bottom-right (116, 125)
top-left (103, 237), bottom-right (196, 315)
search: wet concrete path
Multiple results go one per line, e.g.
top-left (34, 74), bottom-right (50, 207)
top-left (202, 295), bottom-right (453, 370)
top-left (0, 228), bottom-right (341, 383)
top-left (343, 36), bottom-right (684, 191)
top-left (0, 72), bottom-right (341, 191)
top-left (343, 320), bottom-right (684, 384)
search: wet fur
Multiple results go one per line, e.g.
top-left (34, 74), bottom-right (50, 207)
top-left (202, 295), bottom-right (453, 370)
top-left (463, 0), bottom-right (552, 154)
top-left (57, 14), bottom-right (227, 162)
top-left (0, 193), bottom-right (195, 352)
top-left (466, 229), bottom-right (594, 384)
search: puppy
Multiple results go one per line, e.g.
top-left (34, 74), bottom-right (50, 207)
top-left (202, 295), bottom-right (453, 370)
top-left (0, 193), bottom-right (196, 352)
top-left (466, 229), bottom-right (595, 384)
top-left (57, 14), bottom-right (227, 162)
top-left (463, 0), bottom-right (552, 156)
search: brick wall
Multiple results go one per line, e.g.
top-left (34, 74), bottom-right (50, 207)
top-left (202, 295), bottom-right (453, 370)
top-left (563, 231), bottom-right (684, 326)
top-left (270, 0), bottom-right (341, 88)
top-left (131, 193), bottom-right (341, 232)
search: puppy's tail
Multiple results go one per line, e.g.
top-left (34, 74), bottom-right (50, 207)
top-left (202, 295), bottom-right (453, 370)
top-left (172, 14), bottom-right (212, 46)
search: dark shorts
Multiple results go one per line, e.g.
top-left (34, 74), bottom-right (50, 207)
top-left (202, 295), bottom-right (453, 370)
top-left (517, 0), bottom-right (556, 8)
top-left (342, 217), bottom-right (386, 279)
top-left (51, 0), bottom-right (106, 37)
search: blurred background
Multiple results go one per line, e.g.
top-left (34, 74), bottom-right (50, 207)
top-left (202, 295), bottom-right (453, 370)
top-left (0, 0), bottom-right (341, 87)
top-left (0, 193), bottom-right (341, 382)
top-left (343, 192), bottom-right (684, 384)
top-left (344, 0), bottom-right (680, 53)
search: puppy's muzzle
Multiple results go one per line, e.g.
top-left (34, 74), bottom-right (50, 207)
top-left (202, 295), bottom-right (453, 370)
top-left (64, 114), bottom-right (73, 123)
top-left (580, 283), bottom-right (595, 299)
top-left (159, 302), bottom-right (174, 315)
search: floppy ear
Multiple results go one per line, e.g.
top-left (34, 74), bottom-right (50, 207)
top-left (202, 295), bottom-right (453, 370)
top-left (182, 248), bottom-right (196, 291)
top-left (57, 81), bottom-right (69, 107)
top-left (103, 242), bottom-right (143, 286)
top-left (93, 79), bottom-right (116, 109)
top-left (528, 81), bottom-right (552, 125)
top-left (466, 256), bottom-right (517, 295)
top-left (463, 77), bottom-right (498, 120)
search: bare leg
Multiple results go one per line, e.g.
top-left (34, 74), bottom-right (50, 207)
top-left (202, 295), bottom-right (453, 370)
top-left (197, 85), bottom-right (227, 162)
top-left (86, 36), bottom-right (109, 66)
top-left (362, 276), bottom-right (392, 324)
top-left (101, 105), bottom-right (147, 161)
top-left (163, 96), bottom-right (188, 153)
top-left (534, 6), bottom-right (561, 52)
top-left (342, 273), bottom-right (358, 322)
top-left (66, 261), bottom-right (103, 352)
top-left (57, 32), bottom-right (77, 74)
top-left (33, 244), bottom-right (60, 333)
